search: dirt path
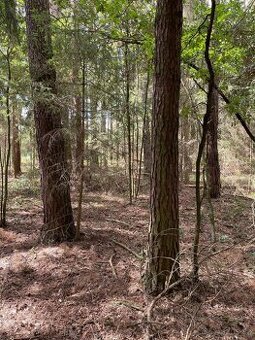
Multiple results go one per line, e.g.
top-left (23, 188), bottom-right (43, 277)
top-left (0, 187), bottom-right (254, 339)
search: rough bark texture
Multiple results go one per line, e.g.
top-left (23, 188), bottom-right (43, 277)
top-left (124, 42), bottom-right (133, 204)
top-left (145, 1), bottom-right (182, 295)
top-left (207, 87), bottom-right (221, 198)
top-left (12, 101), bottom-right (22, 177)
top-left (25, 0), bottom-right (75, 243)
top-left (143, 116), bottom-right (151, 174)
top-left (143, 71), bottom-right (151, 175)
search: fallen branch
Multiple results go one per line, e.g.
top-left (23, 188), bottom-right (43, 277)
top-left (12, 336), bottom-right (40, 340)
top-left (186, 62), bottom-right (255, 143)
top-left (199, 235), bottom-right (255, 266)
top-left (106, 218), bottom-right (130, 228)
top-left (111, 239), bottom-right (143, 260)
top-left (145, 272), bottom-right (185, 340)
top-left (113, 300), bottom-right (144, 312)
top-left (184, 304), bottom-right (202, 340)
top-left (109, 253), bottom-right (118, 278)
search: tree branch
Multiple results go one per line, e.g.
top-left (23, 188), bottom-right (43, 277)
top-left (186, 64), bottom-right (255, 143)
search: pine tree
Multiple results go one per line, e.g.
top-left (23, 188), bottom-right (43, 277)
top-left (25, 0), bottom-right (76, 243)
top-left (145, 0), bottom-right (183, 294)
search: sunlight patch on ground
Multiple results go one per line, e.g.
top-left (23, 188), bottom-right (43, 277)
top-left (0, 302), bottom-right (50, 337)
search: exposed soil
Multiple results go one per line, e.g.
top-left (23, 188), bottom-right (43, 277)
top-left (0, 186), bottom-right (254, 339)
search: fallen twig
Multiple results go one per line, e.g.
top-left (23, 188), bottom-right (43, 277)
top-left (12, 336), bottom-right (40, 340)
top-left (199, 236), bottom-right (255, 266)
top-left (109, 253), bottom-right (118, 278)
top-left (111, 239), bottom-right (143, 260)
top-left (184, 304), bottom-right (202, 340)
top-left (106, 218), bottom-right (131, 228)
top-left (145, 277), bottom-right (184, 339)
top-left (113, 300), bottom-right (144, 312)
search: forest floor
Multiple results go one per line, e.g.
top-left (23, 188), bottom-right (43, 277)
top-left (0, 183), bottom-right (255, 340)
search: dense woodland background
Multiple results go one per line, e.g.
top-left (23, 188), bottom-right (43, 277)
top-left (0, 0), bottom-right (254, 339)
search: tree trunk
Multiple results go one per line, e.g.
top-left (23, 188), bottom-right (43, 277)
top-left (74, 85), bottom-right (83, 173)
top-left (90, 97), bottom-right (99, 167)
top-left (12, 99), bottom-right (22, 178)
top-left (207, 86), bottom-right (221, 198)
top-left (76, 61), bottom-right (86, 239)
top-left (182, 116), bottom-right (192, 183)
top-left (124, 42), bottom-right (133, 204)
top-left (143, 70), bottom-right (151, 175)
top-left (143, 117), bottom-right (151, 175)
top-left (71, 2), bottom-right (83, 176)
top-left (62, 103), bottom-right (73, 174)
top-left (101, 107), bottom-right (108, 168)
top-left (145, 0), bottom-right (182, 295)
top-left (25, 0), bottom-right (75, 243)
top-left (109, 112), bottom-right (113, 165)
top-left (193, 0), bottom-right (216, 282)
top-left (0, 49), bottom-right (12, 228)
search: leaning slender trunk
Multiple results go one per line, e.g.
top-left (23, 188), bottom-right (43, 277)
top-left (124, 42), bottom-right (133, 204)
top-left (90, 96), bottom-right (99, 167)
top-left (76, 61), bottom-right (86, 239)
top-left (136, 69), bottom-right (151, 197)
top-left (206, 86), bottom-right (221, 198)
top-left (101, 108), bottom-right (108, 168)
top-left (0, 49), bottom-right (12, 227)
top-left (124, 43), bottom-right (133, 204)
top-left (193, 0), bottom-right (216, 281)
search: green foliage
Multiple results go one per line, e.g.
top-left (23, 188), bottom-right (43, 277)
top-left (0, 0), bottom-right (19, 42)
top-left (182, 0), bottom-right (254, 118)
top-left (0, 0), bottom-right (253, 193)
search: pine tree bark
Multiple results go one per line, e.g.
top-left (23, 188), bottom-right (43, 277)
top-left (25, 0), bottom-right (75, 243)
top-left (143, 70), bottom-right (151, 175)
top-left (207, 87), bottom-right (221, 198)
top-left (143, 116), bottom-right (151, 174)
top-left (145, 0), bottom-right (182, 295)
top-left (12, 100), bottom-right (21, 178)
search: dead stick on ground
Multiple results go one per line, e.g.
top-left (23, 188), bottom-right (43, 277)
top-left (13, 337), bottom-right (40, 340)
top-left (185, 270), bottom-right (235, 339)
top-left (199, 236), bottom-right (255, 266)
top-left (106, 218), bottom-right (131, 228)
top-left (113, 300), bottom-right (144, 312)
top-left (109, 253), bottom-right (118, 278)
top-left (146, 277), bottom-right (184, 340)
top-left (184, 304), bottom-right (202, 340)
top-left (111, 239), bottom-right (143, 260)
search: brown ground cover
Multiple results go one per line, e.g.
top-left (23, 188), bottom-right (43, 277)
top-left (0, 186), bottom-right (254, 339)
